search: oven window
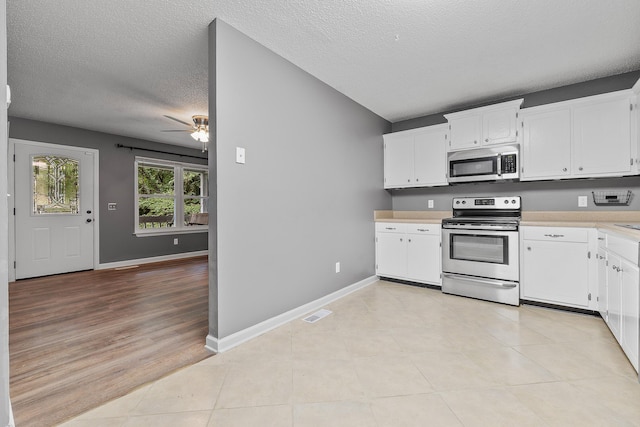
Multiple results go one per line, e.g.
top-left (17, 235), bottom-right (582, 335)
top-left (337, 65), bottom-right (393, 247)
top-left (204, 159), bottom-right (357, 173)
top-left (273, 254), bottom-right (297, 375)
top-left (450, 233), bottom-right (508, 264)
top-left (450, 157), bottom-right (497, 177)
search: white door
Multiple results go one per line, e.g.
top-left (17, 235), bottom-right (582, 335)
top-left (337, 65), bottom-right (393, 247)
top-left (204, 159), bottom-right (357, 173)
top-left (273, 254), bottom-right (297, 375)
top-left (572, 95), bottom-right (632, 177)
top-left (448, 116), bottom-right (481, 150)
top-left (406, 233), bottom-right (441, 284)
top-left (482, 108), bottom-right (517, 145)
top-left (14, 141), bottom-right (96, 279)
top-left (383, 132), bottom-right (414, 188)
top-left (521, 107), bottom-right (572, 180)
top-left (413, 125), bottom-right (448, 186)
top-left (375, 232), bottom-right (407, 278)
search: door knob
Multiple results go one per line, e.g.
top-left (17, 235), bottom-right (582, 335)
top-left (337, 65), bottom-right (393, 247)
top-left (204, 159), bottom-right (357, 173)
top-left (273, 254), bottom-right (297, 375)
top-left (86, 218), bottom-right (93, 223)
top-left (86, 210), bottom-right (92, 214)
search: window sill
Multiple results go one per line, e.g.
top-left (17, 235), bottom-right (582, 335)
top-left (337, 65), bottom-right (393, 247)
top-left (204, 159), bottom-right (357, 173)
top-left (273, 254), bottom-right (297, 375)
top-left (134, 227), bottom-right (208, 237)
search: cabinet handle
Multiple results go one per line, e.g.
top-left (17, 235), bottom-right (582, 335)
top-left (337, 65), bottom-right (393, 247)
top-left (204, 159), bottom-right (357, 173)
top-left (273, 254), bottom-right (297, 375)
top-left (474, 140), bottom-right (478, 144)
top-left (578, 166), bottom-right (583, 171)
top-left (562, 168), bottom-right (567, 172)
top-left (385, 227), bottom-right (396, 230)
top-left (543, 234), bottom-right (564, 238)
top-left (407, 179), bottom-right (410, 182)
top-left (485, 138), bottom-right (489, 142)
top-left (527, 247), bottom-right (531, 251)
top-left (598, 237), bottom-right (605, 240)
top-left (417, 228), bottom-right (429, 232)
top-left (400, 238), bottom-right (403, 242)
top-left (408, 238), bottom-right (412, 242)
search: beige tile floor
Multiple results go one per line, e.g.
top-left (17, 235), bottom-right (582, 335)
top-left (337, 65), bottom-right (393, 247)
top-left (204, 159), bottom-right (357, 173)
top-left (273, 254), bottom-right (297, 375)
top-left (59, 280), bottom-right (640, 426)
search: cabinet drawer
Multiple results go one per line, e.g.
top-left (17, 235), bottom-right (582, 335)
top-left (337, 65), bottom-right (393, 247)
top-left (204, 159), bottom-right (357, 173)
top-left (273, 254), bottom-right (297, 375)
top-left (522, 227), bottom-right (588, 243)
top-left (407, 224), bottom-right (440, 235)
top-left (607, 233), bottom-right (639, 264)
top-left (375, 223), bottom-right (407, 233)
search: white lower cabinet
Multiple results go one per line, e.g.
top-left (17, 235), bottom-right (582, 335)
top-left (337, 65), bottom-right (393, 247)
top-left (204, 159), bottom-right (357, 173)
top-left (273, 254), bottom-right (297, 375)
top-left (520, 227), bottom-right (596, 310)
top-left (375, 222), bottom-right (441, 286)
top-left (600, 232), bottom-right (639, 372)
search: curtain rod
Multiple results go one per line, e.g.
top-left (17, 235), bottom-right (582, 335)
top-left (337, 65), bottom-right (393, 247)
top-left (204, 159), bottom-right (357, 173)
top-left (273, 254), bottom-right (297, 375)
top-left (115, 144), bottom-right (207, 161)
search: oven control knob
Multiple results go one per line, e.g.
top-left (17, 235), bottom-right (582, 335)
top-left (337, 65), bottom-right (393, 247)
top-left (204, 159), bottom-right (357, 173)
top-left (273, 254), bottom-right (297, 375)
top-left (504, 200), bottom-right (509, 204)
top-left (462, 200), bottom-right (466, 204)
top-left (455, 201), bottom-right (460, 205)
top-left (511, 199), bottom-right (516, 204)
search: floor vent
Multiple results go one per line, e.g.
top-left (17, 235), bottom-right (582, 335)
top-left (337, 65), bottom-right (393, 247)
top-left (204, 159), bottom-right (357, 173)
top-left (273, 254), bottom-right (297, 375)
top-left (302, 309), bottom-right (332, 323)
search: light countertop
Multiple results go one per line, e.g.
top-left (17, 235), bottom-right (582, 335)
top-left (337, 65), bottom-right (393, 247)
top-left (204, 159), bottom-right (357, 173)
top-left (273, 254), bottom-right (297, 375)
top-left (375, 210), bottom-right (640, 240)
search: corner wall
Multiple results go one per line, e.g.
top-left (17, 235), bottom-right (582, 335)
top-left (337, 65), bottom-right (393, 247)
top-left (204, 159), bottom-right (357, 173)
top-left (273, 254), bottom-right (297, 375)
top-left (8, 118), bottom-right (208, 263)
top-left (209, 19), bottom-right (391, 340)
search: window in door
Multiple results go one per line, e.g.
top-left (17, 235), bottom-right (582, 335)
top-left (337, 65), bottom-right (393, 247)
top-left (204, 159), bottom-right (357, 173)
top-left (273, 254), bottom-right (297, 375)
top-left (32, 155), bottom-right (80, 215)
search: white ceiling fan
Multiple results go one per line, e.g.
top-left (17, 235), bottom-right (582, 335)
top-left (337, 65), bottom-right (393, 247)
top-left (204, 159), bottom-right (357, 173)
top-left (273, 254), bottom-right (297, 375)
top-left (162, 115), bottom-right (209, 151)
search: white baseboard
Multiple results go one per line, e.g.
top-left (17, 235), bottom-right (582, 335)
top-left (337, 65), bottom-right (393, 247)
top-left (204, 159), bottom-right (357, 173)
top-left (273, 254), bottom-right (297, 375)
top-left (7, 403), bottom-right (14, 427)
top-left (97, 250), bottom-right (208, 270)
top-left (205, 275), bottom-right (378, 353)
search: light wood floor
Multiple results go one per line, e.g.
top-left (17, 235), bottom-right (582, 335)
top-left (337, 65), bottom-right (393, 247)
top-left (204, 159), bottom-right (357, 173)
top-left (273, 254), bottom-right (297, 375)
top-left (9, 256), bottom-right (211, 427)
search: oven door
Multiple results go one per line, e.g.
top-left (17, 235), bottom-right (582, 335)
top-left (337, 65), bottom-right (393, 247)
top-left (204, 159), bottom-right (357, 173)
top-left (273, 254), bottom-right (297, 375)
top-left (442, 228), bottom-right (519, 281)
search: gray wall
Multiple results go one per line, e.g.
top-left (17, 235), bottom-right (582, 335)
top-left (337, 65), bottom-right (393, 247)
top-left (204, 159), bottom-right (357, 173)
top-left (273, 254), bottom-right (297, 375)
top-left (209, 19), bottom-right (391, 339)
top-left (390, 70), bottom-right (640, 212)
top-left (9, 118), bottom-right (208, 263)
top-left (1, 1), bottom-right (10, 423)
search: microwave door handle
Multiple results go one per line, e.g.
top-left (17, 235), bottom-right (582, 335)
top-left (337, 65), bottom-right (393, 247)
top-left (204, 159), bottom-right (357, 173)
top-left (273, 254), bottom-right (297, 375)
top-left (497, 154), bottom-right (502, 176)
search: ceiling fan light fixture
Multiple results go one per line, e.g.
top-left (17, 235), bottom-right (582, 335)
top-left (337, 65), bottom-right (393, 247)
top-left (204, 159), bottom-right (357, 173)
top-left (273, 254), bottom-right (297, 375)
top-left (190, 115), bottom-right (209, 151)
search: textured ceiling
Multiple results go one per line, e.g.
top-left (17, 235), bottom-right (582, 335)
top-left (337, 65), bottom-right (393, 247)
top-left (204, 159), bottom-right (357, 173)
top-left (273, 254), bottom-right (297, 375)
top-left (7, 0), bottom-right (640, 149)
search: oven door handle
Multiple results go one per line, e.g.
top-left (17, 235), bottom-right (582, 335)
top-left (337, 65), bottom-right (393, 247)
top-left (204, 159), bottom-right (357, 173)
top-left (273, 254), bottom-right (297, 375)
top-left (442, 223), bottom-right (519, 231)
top-left (442, 273), bottom-right (517, 289)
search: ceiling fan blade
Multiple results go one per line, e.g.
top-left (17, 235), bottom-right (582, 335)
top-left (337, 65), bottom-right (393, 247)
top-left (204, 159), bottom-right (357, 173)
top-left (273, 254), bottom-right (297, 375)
top-left (161, 129), bottom-right (192, 132)
top-left (163, 115), bottom-right (192, 127)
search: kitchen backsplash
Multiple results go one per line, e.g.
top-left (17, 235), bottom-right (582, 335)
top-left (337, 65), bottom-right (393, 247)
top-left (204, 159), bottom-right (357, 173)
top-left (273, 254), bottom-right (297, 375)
top-left (391, 175), bottom-right (640, 211)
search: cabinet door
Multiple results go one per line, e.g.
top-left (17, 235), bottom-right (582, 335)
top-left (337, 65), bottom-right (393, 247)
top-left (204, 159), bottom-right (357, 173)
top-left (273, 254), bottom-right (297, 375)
top-left (448, 116), bottom-right (481, 150)
top-left (521, 108), bottom-right (571, 180)
top-left (482, 108), bottom-right (517, 145)
top-left (607, 253), bottom-right (622, 341)
top-left (406, 234), bottom-right (441, 285)
top-left (597, 248), bottom-right (608, 321)
top-left (376, 233), bottom-right (407, 278)
top-left (522, 240), bottom-right (590, 307)
top-left (413, 126), bottom-right (448, 186)
top-left (572, 96), bottom-right (632, 177)
top-left (383, 133), bottom-right (414, 188)
top-left (620, 258), bottom-right (639, 371)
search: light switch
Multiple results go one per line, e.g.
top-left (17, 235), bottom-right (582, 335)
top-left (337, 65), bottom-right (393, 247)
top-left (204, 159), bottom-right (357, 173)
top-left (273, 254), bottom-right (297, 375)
top-left (578, 196), bottom-right (588, 207)
top-left (428, 200), bottom-right (434, 209)
top-left (236, 147), bottom-right (246, 164)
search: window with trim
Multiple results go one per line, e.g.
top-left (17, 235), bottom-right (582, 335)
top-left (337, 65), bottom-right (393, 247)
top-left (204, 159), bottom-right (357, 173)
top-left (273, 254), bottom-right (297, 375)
top-left (135, 157), bottom-right (208, 234)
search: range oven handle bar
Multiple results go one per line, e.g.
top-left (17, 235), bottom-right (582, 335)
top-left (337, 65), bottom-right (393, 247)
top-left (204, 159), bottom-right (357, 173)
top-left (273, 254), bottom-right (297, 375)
top-left (442, 273), bottom-right (518, 289)
top-left (442, 223), bottom-right (519, 231)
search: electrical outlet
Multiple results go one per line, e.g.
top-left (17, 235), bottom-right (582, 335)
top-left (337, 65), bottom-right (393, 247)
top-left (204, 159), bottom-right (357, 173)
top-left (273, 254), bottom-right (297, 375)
top-left (578, 196), bottom-right (588, 207)
top-left (173, 238), bottom-right (179, 245)
top-left (428, 200), bottom-right (434, 209)
top-left (107, 202), bottom-right (117, 211)
top-left (335, 262), bottom-right (340, 273)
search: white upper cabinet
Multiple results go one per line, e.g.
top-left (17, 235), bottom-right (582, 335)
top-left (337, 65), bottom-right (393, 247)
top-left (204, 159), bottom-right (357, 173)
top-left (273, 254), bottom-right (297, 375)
top-left (383, 132), bottom-right (414, 187)
top-left (444, 99), bottom-right (523, 151)
top-left (519, 90), bottom-right (637, 181)
top-left (448, 115), bottom-right (482, 150)
top-left (383, 124), bottom-right (448, 189)
top-left (520, 106), bottom-right (572, 180)
top-left (572, 93), bottom-right (634, 177)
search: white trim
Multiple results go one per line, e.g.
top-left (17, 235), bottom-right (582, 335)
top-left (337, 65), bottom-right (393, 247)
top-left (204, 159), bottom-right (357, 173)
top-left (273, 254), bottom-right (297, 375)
top-left (96, 250), bottom-right (208, 270)
top-left (7, 404), bottom-right (13, 427)
top-left (206, 275), bottom-right (378, 353)
top-left (8, 139), bottom-right (100, 282)
top-left (134, 227), bottom-right (207, 237)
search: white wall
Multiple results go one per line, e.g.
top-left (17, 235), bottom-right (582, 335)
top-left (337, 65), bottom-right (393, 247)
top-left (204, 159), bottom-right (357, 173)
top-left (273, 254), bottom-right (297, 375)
top-left (0, 0), bottom-right (11, 423)
top-left (208, 19), bottom-right (391, 341)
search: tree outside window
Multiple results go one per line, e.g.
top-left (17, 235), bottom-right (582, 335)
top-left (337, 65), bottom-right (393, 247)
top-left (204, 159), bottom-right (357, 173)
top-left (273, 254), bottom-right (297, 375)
top-left (135, 157), bottom-right (208, 233)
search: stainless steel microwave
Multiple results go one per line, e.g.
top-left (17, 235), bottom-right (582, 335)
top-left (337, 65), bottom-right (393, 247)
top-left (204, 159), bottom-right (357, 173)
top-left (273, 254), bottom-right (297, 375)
top-left (447, 145), bottom-right (519, 183)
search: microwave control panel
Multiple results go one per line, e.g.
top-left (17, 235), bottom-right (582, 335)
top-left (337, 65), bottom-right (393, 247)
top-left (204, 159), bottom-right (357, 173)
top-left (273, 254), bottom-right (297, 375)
top-left (501, 154), bottom-right (517, 174)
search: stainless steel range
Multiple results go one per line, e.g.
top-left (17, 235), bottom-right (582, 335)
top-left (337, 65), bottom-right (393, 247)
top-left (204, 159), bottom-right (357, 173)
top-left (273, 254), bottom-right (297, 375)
top-left (442, 196), bottom-right (521, 306)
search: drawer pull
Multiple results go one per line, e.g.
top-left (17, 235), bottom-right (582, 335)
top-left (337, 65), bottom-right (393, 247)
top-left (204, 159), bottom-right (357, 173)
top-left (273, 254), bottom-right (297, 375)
top-left (417, 228), bottom-right (429, 232)
top-left (544, 234), bottom-right (564, 238)
top-left (385, 227), bottom-right (396, 230)
top-left (598, 237), bottom-right (605, 240)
